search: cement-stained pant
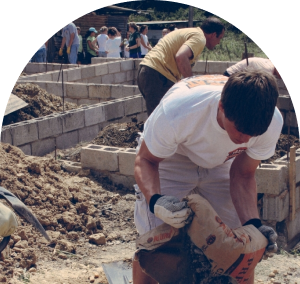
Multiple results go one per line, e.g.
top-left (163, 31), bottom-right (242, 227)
top-left (134, 152), bottom-right (242, 236)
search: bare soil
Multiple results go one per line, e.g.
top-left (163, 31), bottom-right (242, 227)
top-left (3, 83), bottom-right (78, 126)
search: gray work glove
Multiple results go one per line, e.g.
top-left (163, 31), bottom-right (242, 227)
top-left (149, 194), bottom-right (193, 228)
top-left (243, 219), bottom-right (278, 259)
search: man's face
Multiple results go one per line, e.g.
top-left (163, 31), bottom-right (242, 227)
top-left (218, 101), bottom-right (252, 144)
top-left (162, 29), bottom-right (168, 37)
top-left (205, 29), bottom-right (225, 50)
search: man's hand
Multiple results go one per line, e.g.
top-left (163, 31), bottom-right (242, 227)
top-left (149, 194), bottom-right (192, 228)
top-left (67, 46), bottom-right (71, 54)
top-left (58, 48), bottom-right (63, 56)
top-left (243, 218), bottom-right (278, 258)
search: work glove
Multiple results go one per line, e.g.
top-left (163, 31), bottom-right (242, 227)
top-left (149, 194), bottom-right (192, 228)
top-left (67, 46), bottom-right (71, 54)
top-left (58, 48), bottom-right (63, 56)
top-left (243, 218), bottom-right (278, 259)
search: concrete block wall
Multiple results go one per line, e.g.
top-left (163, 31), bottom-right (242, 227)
top-left (1, 95), bottom-right (147, 156)
top-left (23, 63), bottom-right (77, 74)
top-left (16, 81), bottom-right (140, 105)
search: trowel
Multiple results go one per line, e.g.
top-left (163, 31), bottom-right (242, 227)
top-left (102, 261), bottom-right (133, 284)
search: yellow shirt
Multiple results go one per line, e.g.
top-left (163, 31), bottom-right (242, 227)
top-left (141, 27), bottom-right (206, 83)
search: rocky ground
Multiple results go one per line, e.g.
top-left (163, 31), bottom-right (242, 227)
top-left (3, 83), bottom-right (78, 126)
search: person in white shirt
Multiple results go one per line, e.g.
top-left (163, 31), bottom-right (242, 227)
top-left (224, 57), bottom-right (281, 79)
top-left (140, 25), bottom-right (152, 58)
top-left (96, 26), bottom-right (108, 57)
top-left (158, 28), bottom-right (168, 43)
top-left (133, 70), bottom-right (282, 284)
top-left (105, 27), bottom-right (121, 58)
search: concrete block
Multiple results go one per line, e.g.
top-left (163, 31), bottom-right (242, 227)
top-left (134, 87), bottom-right (140, 95)
top-left (11, 121), bottom-right (38, 146)
top-left (118, 116), bottom-right (133, 124)
top-left (119, 148), bottom-right (136, 175)
top-left (0, 127), bottom-right (12, 144)
top-left (78, 125), bottom-right (99, 142)
top-left (123, 85), bottom-right (135, 97)
top-left (66, 83), bottom-right (88, 98)
top-left (25, 63), bottom-right (38, 74)
top-left (137, 111), bottom-right (148, 122)
top-left (95, 64), bottom-right (108, 76)
top-left (37, 114), bottom-right (63, 139)
top-left (124, 96), bottom-right (143, 115)
top-left (31, 138), bottom-right (55, 156)
top-left (102, 74), bottom-right (114, 84)
top-left (111, 85), bottom-right (123, 99)
top-left (108, 172), bottom-right (135, 189)
top-left (108, 62), bottom-right (121, 74)
top-left (125, 70), bottom-right (133, 82)
top-left (192, 61), bottom-right (206, 73)
top-left (84, 105), bottom-right (105, 126)
top-left (255, 164), bottom-right (288, 195)
top-left (19, 144), bottom-right (32, 155)
top-left (78, 99), bottom-right (99, 105)
top-left (56, 130), bottom-right (79, 149)
top-left (277, 95), bottom-right (292, 111)
top-left (67, 68), bottom-right (81, 81)
top-left (81, 66), bottom-right (95, 79)
top-left (274, 150), bottom-right (300, 183)
top-left (89, 84), bottom-right (111, 99)
top-left (208, 61), bottom-right (228, 74)
top-left (52, 70), bottom-right (68, 82)
top-left (261, 190), bottom-right (289, 221)
top-left (62, 110), bottom-right (85, 132)
top-left (65, 98), bottom-right (78, 104)
top-left (36, 73), bottom-right (52, 81)
top-left (38, 63), bottom-right (46, 73)
top-left (134, 59), bottom-right (142, 69)
top-left (61, 160), bottom-right (82, 173)
top-left (19, 75), bottom-right (37, 81)
top-left (81, 145), bottom-right (120, 171)
top-left (46, 82), bottom-right (62, 97)
top-left (104, 100), bottom-right (125, 120)
top-left (114, 72), bottom-right (127, 84)
top-left (31, 81), bottom-right (46, 90)
top-left (121, 60), bottom-right (134, 71)
top-left (87, 77), bottom-right (102, 84)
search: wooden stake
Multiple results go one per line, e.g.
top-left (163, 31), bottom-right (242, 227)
top-left (289, 145), bottom-right (296, 221)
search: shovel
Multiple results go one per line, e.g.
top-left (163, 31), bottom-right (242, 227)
top-left (102, 261), bottom-right (132, 284)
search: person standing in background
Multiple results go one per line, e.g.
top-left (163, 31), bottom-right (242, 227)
top-left (140, 25), bottom-right (152, 58)
top-left (158, 28), bottom-right (168, 43)
top-left (96, 26), bottom-right (108, 58)
top-left (76, 27), bottom-right (84, 64)
top-left (31, 41), bottom-right (48, 62)
top-left (122, 31), bottom-right (131, 58)
top-left (105, 27), bottom-right (121, 58)
top-left (85, 27), bottom-right (98, 64)
top-left (125, 22), bottom-right (141, 58)
top-left (116, 27), bottom-right (123, 57)
top-left (59, 22), bottom-right (80, 64)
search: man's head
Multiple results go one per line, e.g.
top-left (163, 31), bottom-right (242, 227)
top-left (201, 17), bottom-right (225, 50)
top-left (219, 70), bottom-right (279, 143)
top-left (162, 28), bottom-right (168, 37)
top-left (168, 24), bottom-right (176, 32)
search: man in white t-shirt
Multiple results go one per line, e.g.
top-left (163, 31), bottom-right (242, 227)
top-left (133, 70), bottom-right (283, 284)
top-left (224, 57), bottom-right (281, 79)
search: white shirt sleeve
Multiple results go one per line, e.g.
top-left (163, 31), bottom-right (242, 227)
top-left (246, 108), bottom-right (283, 161)
top-left (143, 106), bottom-right (178, 158)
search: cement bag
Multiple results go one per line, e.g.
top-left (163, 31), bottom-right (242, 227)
top-left (0, 202), bottom-right (18, 237)
top-left (135, 194), bottom-right (268, 284)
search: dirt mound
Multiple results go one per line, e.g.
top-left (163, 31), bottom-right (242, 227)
top-left (2, 83), bottom-right (78, 126)
top-left (0, 143), bottom-right (137, 281)
top-left (262, 134), bottom-right (300, 163)
top-left (92, 120), bottom-right (144, 148)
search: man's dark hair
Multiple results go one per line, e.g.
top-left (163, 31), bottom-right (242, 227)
top-left (221, 70), bottom-right (279, 136)
top-left (200, 17), bottom-right (225, 37)
top-left (140, 25), bottom-right (148, 33)
top-left (107, 27), bottom-right (117, 37)
top-left (168, 24), bottom-right (176, 32)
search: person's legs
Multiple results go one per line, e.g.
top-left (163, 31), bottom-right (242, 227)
top-left (137, 65), bottom-right (174, 115)
top-left (35, 49), bottom-right (45, 63)
top-left (69, 44), bottom-right (79, 64)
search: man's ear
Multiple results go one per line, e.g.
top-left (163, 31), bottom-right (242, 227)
top-left (218, 100), bottom-right (225, 113)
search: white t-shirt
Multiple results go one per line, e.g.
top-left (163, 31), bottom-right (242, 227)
top-left (143, 78), bottom-right (283, 169)
top-left (106, 37), bottom-right (121, 58)
top-left (140, 34), bottom-right (149, 55)
top-left (123, 39), bottom-right (130, 58)
top-left (97, 34), bottom-right (108, 52)
top-left (227, 57), bottom-right (275, 75)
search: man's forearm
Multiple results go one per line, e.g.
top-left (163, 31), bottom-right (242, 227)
top-left (230, 174), bottom-right (259, 225)
top-left (134, 155), bottom-right (161, 204)
top-left (176, 56), bottom-right (193, 78)
top-left (60, 37), bottom-right (66, 49)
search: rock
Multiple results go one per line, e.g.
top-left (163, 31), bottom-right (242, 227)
top-left (19, 249), bottom-right (37, 269)
top-left (58, 253), bottom-right (68, 260)
top-left (86, 216), bottom-right (96, 230)
top-left (76, 202), bottom-right (89, 214)
top-left (89, 276), bottom-right (95, 283)
top-left (28, 267), bottom-right (37, 273)
top-left (14, 240), bottom-right (28, 249)
top-left (89, 233), bottom-right (106, 245)
top-left (94, 272), bottom-right (100, 278)
top-left (107, 232), bottom-right (119, 241)
top-left (46, 230), bottom-right (61, 243)
top-left (61, 212), bottom-right (77, 231)
top-left (273, 269), bottom-right (279, 274)
top-left (55, 240), bottom-right (76, 254)
top-left (18, 230), bottom-right (28, 241)
top-left (269, 272), bottom-right (275, 278)
top-left (67, 231), bottom-right (79, 241)
top-left (11, 235), bottom-right (21, 244)
top-left (0, 276), bottom-right (7, 283)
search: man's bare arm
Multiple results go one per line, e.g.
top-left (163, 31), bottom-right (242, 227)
top-left (175, 44), bottom-right (194, 79)
top-left (134, 141), bottom-right (164, 204)
top-left (230, 152), bottom-right (260, 225)
top-left (60, 37), bottom-right (66, 49)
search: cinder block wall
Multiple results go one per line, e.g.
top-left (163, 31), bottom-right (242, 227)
top-left (23, 63), bottom-right (77, 74)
